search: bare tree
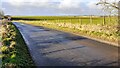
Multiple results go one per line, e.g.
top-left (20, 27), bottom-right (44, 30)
top-left (96, 0), bottom-right (119, 15)
top-left (96, 0), bottom-right (119, 10)
top-left (96, 0), bottom-right (119, 25)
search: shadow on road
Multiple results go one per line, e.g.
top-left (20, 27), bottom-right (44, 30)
top-left (41, 46), bottom-right (86, 55)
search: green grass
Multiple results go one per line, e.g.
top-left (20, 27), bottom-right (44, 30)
top-left (1, 22), bottom-right (35, 68)
top-left (12, 16), bottom-right (118, 25)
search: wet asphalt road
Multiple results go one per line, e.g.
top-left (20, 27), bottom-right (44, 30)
top-left (13, 22), bottom-right (119, 66)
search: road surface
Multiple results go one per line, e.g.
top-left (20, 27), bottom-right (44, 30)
top-left (14, 22), bottom-right (119, 66)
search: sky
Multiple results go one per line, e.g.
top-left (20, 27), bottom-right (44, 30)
top-left (0, 0), bottom-right (119, 16)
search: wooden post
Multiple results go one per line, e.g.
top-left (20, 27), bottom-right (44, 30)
top-left (79, 17), bottom-right (82, 25)
top-left (108, 15), bottom-right (111, 23)
top-left (58, 19), bottom-right (59, 23)
top-left (70, 19), bottom-right (72, 23)
top-left (90, 15), bottom-right (92, 24)
top-left (103, 16), bottom-right (106, 25)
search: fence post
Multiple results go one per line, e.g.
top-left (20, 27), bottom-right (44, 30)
top-left (103, 16), bottom-right (106, 25)
top-left (90, 15), bottom-right (92, 24)
top-left (58, 19), bottom-right (59, 23)
top-left (80, 17), bottom-right (82, 25)
top-left (70, 19), bottom-right (72, 23)
top-left (108, 15), bottom-right (111, 23)
top-left (79, 18), bottom-right (80, 25)
top-left (78, 18), bottom-right (79, 24)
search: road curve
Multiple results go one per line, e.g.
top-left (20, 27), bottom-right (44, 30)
top-left (13, 22), bottom-right (119, 66)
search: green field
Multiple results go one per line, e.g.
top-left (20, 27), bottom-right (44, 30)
top-left (12, 16), bottom-right (119, 46)
top-left (12, 16), bottom-right (118, 25)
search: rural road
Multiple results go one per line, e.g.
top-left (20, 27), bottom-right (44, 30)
top-left (14, 22), bottom-right (119, 66)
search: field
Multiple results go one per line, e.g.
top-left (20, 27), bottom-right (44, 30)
top-left (12, 16), bottom-right (119, 46)
top-left (12, 16), bottom-right (118, 25)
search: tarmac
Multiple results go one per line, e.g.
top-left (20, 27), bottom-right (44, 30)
top-left (14, 22), bottom-right (119, 67)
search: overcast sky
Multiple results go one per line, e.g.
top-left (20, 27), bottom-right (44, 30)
top-left (0, 0), bottom-right (119, 16)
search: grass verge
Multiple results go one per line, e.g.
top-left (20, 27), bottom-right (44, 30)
top-left (1, 22), bottom-right (35, 68)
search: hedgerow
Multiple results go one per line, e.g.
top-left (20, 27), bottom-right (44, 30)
top-left (1, 22), bottom-right (35, 68)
